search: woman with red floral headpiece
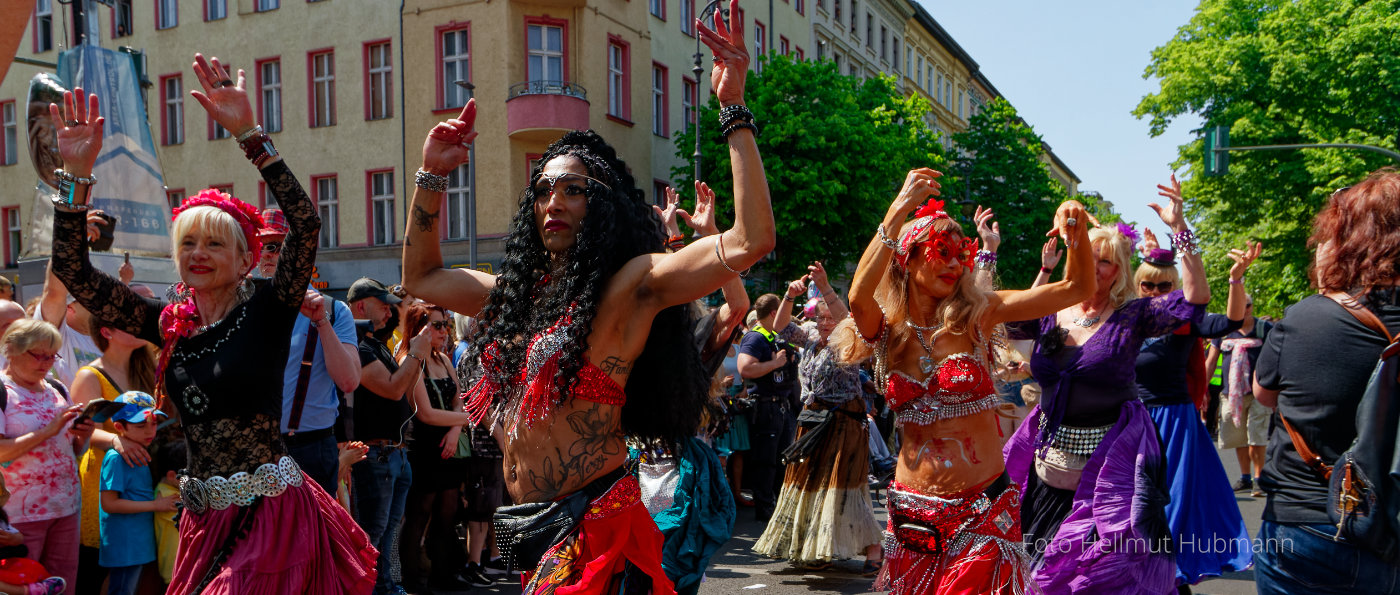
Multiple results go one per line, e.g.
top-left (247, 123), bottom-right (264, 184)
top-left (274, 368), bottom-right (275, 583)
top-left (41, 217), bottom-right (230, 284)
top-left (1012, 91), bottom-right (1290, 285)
top-left (830, 168), bottom-right (1097, 595)
top-left (45, 54), bottom-right (375, 594)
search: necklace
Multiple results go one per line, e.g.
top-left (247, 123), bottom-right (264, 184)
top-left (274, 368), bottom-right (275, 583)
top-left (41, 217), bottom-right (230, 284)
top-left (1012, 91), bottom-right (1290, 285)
top-left (1072, 304), bottom-right (1102, 328)
top-left (909, 324), bottom-right (939, 374)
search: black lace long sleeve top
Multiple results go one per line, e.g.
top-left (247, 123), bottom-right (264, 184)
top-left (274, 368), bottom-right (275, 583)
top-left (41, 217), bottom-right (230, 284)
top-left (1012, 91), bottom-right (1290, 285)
top-left (51, 161), bottom-right (320, 478)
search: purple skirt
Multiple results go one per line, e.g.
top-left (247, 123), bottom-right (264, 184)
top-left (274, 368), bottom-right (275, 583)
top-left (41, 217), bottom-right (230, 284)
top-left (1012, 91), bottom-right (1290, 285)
top-left (1004, 401), bottom-right (1175, 594)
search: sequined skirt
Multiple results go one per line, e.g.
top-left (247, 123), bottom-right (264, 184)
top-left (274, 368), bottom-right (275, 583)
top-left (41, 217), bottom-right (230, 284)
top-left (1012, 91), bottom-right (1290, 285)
top-left (876, 475), bottom-right (1031, 595)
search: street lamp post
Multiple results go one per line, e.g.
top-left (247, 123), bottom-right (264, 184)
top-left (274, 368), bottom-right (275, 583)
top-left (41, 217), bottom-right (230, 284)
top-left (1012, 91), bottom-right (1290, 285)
top-left (691, 0), bottom-right (728, 183)
top-left (453, 80), bottom-right (478, 269)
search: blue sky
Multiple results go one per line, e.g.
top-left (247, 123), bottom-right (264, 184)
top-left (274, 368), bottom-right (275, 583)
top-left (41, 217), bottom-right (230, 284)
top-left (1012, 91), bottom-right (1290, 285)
top-left (920, 0), bottom-right (1203, 239)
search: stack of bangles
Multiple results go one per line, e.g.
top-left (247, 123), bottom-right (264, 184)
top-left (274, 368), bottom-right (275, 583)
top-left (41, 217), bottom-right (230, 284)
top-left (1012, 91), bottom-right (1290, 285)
top-left (666, 234), bottom-right (685, 251)
top-left (236, 125), bottom-right (279, 168)
top-left (52, 169), bottom-right (96, 208)
top-left (718, 105), bottom-right (758, 139)
top-left (1171, 228), bottom-right (1201, 257)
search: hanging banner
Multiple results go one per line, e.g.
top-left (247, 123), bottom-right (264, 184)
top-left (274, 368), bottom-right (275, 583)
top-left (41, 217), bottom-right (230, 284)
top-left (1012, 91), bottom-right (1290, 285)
top-left (24, 45), bottom-right (170, 259)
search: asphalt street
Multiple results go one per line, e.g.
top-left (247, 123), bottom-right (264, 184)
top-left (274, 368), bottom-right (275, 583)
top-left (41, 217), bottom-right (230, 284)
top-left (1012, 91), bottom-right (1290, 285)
top-left (440, 445), bottom-right (1266, 595)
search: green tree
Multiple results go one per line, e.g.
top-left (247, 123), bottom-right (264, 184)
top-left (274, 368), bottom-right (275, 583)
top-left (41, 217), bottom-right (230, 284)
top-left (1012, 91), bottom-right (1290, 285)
top-left (672, 54), bottom-right (946, 283)
top-left (1135, 0), bottom-right (1400, 316)
top-left (946, 98), bottom-right (1068, 289)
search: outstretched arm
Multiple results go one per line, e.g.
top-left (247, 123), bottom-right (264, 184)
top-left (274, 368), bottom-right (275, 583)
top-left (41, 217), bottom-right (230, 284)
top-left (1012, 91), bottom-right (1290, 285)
top-left (400, 100), bottom-right (496, 317)
top-left (849, 168), bottom-right (943, 339)
top-left (47, 89), bottom-right (161, 344)
top-left (1151, 174), bottom-right (1209, 305)
top-left (635, 0), bottom-right (775, 309)
top-left (986, 201), bottom-right (1097, 326)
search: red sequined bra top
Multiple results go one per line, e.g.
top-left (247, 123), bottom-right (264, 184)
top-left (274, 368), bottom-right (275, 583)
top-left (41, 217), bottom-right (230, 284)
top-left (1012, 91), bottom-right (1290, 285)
top-left (885, 352), bottom-right (1001, 426)
top-left (463, 312), bottom-right (627, 428)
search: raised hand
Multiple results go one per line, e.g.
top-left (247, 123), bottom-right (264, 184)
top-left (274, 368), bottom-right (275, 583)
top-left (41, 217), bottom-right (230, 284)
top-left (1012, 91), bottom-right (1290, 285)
top-left (1046, 200), bottom-right (1092, 249)
top-left (1228, 241), bottom-right (1262, 281)
top-left (974, 206), bottom-right (1000, 253)
top-left (1140, 228), bottom-right (1161, 256)
top-left (48, 88), bottom-right (105, 176)
top-left (891, 168), bottom-right (943, 217)
top-left (1149, 173), bottom-right (1188, 233)
top-left (422, 99), bottom-right (477, 177)
top-left (679, 181), bottom-right (721, 237)
top-left (1040, 237), bottom-right (1063, 270)
top-left (299, 290), bottom-right (327, 321)
top-left (653, 186), bottom-right (683, 238)
top-left (696, 0), bottom-right (749, 106)
top-left (189, 54), bottom-right (255, 137)
top-left (784, 276), bottom-right (809, 300)
top-left (808, 261), bottom-right (830, 291)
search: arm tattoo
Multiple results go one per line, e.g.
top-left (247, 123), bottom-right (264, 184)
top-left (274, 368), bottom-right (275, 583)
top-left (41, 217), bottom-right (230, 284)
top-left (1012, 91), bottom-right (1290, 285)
top-left (598, 356), bottom-right (630, 376)
top-left (516, 404), bottom-right (623, 502)
top-left (412, 204), bottom-right (440, 233)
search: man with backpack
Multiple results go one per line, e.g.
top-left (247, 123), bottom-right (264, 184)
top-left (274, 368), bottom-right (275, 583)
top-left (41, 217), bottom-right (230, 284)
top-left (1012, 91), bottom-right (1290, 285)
top-left (738, 292), bottom-right (802, 522)
top-left (257, 209), bottom-right (361, 495)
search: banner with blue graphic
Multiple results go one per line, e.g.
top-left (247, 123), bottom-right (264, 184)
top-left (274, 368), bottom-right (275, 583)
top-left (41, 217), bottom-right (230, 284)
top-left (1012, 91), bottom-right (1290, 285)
top-left (24, 45), bottom-right (170, 258)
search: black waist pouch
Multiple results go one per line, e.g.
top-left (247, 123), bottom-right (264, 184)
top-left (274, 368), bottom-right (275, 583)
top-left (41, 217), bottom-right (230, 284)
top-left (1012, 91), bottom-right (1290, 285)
top-left (492, 466), bottom-right (627, 573)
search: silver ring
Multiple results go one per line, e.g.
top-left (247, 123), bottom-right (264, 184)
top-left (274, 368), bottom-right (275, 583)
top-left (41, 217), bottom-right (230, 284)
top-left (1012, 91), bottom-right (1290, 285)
top-left (216, 79), bottom-right (234, 88)
top-left (64, 120), bottom-right (79, 127)
top-left (1066, 217), bottom-right (1078, 227)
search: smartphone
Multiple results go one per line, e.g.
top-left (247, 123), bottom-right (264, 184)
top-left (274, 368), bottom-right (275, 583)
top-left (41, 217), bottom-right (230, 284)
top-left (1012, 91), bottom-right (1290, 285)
top-left (123, 251), bottom-right (130, 264)
top-left (90, 212), bottom-right (116, 252)
top-left (75, 400), bottom-right (127, 426)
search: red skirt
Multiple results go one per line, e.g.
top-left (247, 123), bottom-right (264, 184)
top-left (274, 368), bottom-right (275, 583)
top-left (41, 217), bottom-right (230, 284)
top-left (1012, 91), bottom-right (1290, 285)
top-left (166, 474), bottom-right (378, 594)
top-left (522, 474), bottom-right (675, 595)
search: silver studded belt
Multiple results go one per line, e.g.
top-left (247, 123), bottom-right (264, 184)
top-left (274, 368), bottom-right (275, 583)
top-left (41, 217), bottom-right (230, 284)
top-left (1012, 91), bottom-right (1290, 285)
top-left (1049, 422), bottom-right (1114, 457)
top-left (178, 456), bottom-right (305, 515)
top-left (895, 393), bottom-right (1001, 426)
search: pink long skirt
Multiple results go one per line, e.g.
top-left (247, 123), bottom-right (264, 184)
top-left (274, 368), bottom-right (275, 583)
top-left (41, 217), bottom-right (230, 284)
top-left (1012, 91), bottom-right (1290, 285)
top-left (165, 474), bottom-right (378, 594)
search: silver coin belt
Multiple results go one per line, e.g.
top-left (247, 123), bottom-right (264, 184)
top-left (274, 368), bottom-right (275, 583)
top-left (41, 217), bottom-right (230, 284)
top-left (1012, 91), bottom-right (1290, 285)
top-left (1049, 423), bottom-right (1114, 457)
top-left (895, 393), bottom-right (1001, 426)
top-left (178, 455), bottom-right (304, 515)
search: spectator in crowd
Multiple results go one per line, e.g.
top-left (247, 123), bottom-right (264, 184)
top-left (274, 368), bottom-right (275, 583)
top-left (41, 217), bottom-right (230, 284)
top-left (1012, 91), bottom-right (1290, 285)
top-left (256, 209), bottom-right (361, 496)
top-left (455, 336), bottom-right (507, 579)
top-left (34, 266), bottom-right (101, 387)
top-left (0, 318), bottom-right (93, 589)
top-left (1207, 294), bottom-right (1273, 497)
top-left (738, 293), bottom-right (800, 522)
top-left (348, 277), bottom-right (428, 595)
top-left (0, 277), bottom-right (13, 303)
top-left (0, 472), bottom-right (67, 595)
top-left (1253, 170), bottom-right (1400, 594)
top-left (396, 303), bottom-right (477, 592)
top-left (70, 316), bottom-right (157, 595)
top-left (0, 301), bottom-right (26, 370)
top-left (97, 391), bottom-right (174, 595)
top-left (451, 314), bottom-right (474, 368)
top-left (152, 440), bottom-right (186, 587)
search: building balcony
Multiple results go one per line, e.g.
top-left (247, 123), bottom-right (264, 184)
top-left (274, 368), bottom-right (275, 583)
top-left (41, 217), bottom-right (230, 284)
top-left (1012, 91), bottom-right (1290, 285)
top-left (506, 81), bottom-right (590, 141)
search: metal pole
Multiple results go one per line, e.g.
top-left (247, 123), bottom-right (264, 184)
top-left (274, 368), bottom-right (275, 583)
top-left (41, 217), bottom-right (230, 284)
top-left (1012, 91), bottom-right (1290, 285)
top-left (692, 0), bottom-right (725, 184)
top-left (1216, 142), bottom-right (1400, 163)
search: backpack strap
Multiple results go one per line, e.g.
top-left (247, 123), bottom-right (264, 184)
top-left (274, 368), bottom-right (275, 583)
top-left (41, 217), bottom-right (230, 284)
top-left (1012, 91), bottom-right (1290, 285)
top-left (1282, 292), bottom-right (1396, 481)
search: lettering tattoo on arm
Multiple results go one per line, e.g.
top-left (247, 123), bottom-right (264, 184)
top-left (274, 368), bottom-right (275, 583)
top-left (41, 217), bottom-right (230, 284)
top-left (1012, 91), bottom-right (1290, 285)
top-left (516, 403), bottom-right (622, 502)
top-left (598, 356), bottom-right (630, 376)
top-left (412, 204), bottom-right (440, 233)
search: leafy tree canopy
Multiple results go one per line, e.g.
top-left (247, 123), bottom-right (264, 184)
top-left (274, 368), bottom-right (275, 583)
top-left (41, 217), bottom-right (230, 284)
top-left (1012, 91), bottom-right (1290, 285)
top-left (947, 97), bottom-right (1069, 289)
top-left (672, 54), bottom-right (946, 286)
top-left (1135, 0), bottom-right (1400, 316)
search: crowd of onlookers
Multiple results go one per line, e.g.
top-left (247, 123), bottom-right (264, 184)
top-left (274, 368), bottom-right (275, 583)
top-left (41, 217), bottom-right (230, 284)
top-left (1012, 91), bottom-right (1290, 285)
top-left (0, 208), bottom-right (511, 595)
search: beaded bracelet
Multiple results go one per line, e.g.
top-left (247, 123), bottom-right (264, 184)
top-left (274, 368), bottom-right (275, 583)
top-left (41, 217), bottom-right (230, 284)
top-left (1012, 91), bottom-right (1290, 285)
top-left (721, 121), bottom-right (759, 139)
top-left (238, 132), bottom-right (279, 168)
top-left (1171, 229), bottom-right (1201, 256)
top-left (975, 250), bottom-right (997, 265)
top-left (415, 169), bottom-right (449, 193)
top-left (718, 104), bottom-right (754, 128)
top-left (53, 169), bottom-right (97, 186)
top-left (1228, 278), bottom-right (1244, 285)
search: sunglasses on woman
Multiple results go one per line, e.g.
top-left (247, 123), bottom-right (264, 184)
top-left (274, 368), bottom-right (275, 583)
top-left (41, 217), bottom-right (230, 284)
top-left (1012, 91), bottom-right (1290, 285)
top-left (429, 320), bottom-right (451, 330)
top-left (1139, 280), bottom-right (1174, 292)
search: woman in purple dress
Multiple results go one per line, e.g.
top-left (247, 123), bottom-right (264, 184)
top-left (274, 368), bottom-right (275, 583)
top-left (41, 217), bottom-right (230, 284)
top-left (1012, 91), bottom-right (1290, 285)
top-left (1004, 175), bottom-right (1209, 595)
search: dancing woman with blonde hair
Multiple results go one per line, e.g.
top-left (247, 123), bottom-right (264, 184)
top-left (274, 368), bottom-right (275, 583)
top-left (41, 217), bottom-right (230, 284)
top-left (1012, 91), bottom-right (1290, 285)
top-left (834, 168), bottom-right (1097, 594)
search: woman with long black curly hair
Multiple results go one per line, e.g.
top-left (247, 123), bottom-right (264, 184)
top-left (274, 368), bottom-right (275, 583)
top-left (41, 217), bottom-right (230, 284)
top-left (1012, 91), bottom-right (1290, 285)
top-left (400, 3), bottom-right (770, 593)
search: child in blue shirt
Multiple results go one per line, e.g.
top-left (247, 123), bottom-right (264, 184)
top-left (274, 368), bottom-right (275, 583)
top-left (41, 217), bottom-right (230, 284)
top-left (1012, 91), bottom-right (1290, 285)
top-left (99, 392), bottom-right (177, 595)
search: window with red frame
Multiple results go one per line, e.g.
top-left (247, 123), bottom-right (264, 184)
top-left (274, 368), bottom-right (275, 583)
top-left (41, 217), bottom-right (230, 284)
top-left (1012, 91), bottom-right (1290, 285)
top-left (314, 176), bottom-right (339, 248)
top-left (446, 164), bottom-right (472, 240)
top-left (166, 188), bottom-right (185, 212)
top-left (606, 38), bottom-right (629, 120)
top-left (653, 180), bottom-right (669, 207)
top-left (369, 170), bottom-right (395, 246)
top-left (651, 64), bottom-right (668, 138)
top-left (440, 26), bottom-right (471, 110)
top-left (114, 0), bottom-right (133, 37)
top-left (649, 0), bottom-right (664, 20)
top-left (366, 41), bottom-right (393, 120)
top-left (309, 50), bottom-right (336, 128)
top-left (796, 0), bottom-right (804, 15)
top-left (1, 100), bottom-right (17, 166)
top-left (257, 59), bottom-right (283, 133)
top-left (156, 0), bottom-right (177, 30)
top-left (754, 21), bottom-right (766, 70)
top-left (779, 36), bottom-right (789, 56)
top-left (681, 78), bottom-right (696, 128)
top-left (526, 21), bottom-right (564, 84)
top-left (680, 0), bottom-right (693, 35)
top-left (205, 0), bottom-right (226, 21)
top-left (161, 75), bottom-right (184, 145)
top-left (3, 207), bottom-right (20, 267)
top-left (34, 0), bottom-right (53, 52)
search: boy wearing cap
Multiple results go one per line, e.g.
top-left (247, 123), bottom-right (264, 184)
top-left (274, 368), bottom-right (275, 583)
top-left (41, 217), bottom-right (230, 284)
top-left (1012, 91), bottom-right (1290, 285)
top-left (98, 392), bottom-right (178, 595)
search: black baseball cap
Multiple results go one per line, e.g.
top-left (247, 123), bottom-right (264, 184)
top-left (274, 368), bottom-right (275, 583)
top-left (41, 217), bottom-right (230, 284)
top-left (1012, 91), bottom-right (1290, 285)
top-left (347, 277), bottom-right (402, 304)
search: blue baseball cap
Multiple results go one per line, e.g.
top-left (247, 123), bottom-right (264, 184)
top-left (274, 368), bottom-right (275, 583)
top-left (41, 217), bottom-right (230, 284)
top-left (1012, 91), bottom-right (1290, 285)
top-left (111, 391), bottom-right (168, 424)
